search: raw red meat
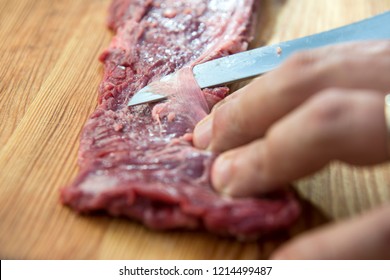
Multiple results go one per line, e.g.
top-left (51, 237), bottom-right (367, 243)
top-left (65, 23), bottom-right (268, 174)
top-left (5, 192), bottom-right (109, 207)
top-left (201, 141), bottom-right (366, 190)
top-left (61, 0), bottom-right (300, 239)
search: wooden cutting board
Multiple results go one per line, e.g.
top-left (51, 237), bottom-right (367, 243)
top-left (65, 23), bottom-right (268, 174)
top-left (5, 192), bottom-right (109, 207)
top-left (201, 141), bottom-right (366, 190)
top-left (1, 0), bottom-right (390, 259)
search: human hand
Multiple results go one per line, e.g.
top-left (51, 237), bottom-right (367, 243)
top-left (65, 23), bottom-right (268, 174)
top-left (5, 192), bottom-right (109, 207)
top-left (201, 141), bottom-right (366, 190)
top-left (193, 41), bottom-right (390, 259)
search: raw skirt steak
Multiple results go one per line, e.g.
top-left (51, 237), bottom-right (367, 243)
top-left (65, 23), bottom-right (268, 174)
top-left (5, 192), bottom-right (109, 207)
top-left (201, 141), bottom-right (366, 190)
top-left (61, 0), bottom-right (300, 239)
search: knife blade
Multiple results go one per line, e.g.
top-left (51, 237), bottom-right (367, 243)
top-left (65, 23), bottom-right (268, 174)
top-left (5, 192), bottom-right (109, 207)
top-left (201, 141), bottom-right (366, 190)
top-left (128, 11), bottom-right (390, 107)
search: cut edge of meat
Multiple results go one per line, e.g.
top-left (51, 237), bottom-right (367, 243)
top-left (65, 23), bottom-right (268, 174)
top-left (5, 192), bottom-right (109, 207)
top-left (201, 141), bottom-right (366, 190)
top-left (61, 168), bottom-right (301, 240)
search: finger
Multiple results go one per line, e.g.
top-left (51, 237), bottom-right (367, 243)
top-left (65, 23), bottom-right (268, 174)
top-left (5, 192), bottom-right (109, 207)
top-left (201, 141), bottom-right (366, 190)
top-left (193, 86), bottom-right (243, 148)
top-left (270, 204), bottom-right (390, 259)
top-left (193, 41), bottom-right (390, 152)
top-left (211, 88), bottom-right (388, 197)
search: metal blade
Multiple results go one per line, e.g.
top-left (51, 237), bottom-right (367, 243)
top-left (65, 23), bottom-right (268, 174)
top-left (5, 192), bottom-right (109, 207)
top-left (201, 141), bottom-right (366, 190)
top-left (128, 11), bottom-right (390, 106)
top-left (194, 11), bottom-right (390, 89)
top-left (127, 85), bottom-right (167, 106)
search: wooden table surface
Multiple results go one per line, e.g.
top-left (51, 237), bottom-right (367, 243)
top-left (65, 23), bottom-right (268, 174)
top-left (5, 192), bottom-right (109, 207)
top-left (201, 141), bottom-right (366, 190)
top-left (1, 0), bottom-right (390, 259)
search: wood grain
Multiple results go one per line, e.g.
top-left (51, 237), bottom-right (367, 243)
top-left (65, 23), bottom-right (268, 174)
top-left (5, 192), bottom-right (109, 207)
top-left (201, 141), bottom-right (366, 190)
top-left (1, 0), bottom-right (390, 259)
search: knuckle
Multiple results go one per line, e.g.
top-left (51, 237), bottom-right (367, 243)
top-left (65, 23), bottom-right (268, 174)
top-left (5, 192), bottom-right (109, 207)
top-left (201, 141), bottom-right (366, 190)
top-left (310, 90), bottom-right (348, 124)
top-left (306, 89), bottom-right (350, 143)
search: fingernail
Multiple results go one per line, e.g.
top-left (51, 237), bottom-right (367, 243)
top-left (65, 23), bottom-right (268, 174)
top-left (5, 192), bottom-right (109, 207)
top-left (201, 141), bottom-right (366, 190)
top-left (193, 116), bottom-right (212, 149)
top-left (212, 154), bottom-right (234, 194)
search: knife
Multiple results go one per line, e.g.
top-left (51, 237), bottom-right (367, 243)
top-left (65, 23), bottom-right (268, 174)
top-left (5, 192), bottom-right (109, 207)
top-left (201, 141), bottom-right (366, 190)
top-left (128, 11), bottom-right (390, 107)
